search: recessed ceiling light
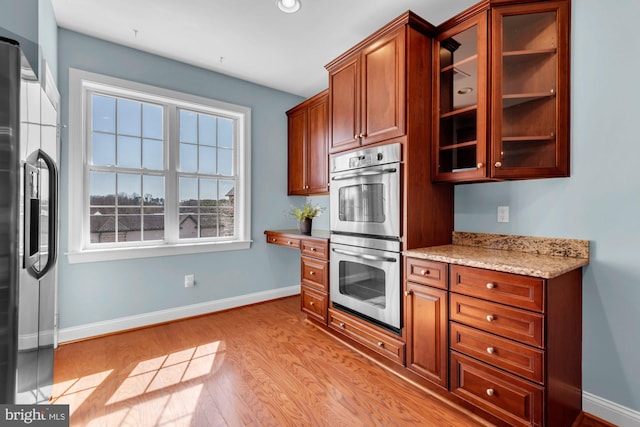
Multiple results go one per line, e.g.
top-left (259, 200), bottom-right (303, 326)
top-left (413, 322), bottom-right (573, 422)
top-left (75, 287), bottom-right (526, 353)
top-left (277, 0), bottom-right (301, 14)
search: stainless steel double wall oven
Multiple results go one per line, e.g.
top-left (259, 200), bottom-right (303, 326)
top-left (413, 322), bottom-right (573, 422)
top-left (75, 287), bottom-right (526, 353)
top-left (329, 143), bottom-right (402, 333)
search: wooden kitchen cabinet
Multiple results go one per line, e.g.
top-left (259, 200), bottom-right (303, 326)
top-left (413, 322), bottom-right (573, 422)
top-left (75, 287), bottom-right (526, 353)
top-left (449, 264), bottom-right (582, 427)
top-left (326, 13), bottom-right (434, 153)
top-left (287, 90), bottom-right (329, 195)
top-left (433, 0), bottom-right (570, 182)
top-left (264, 230), bottom-right (330, 324)
top-left (404, 258), bottom-right (448, 389)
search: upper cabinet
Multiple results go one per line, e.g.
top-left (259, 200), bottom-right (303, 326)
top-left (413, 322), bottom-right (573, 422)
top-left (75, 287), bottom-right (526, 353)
top-left (433, 0), bottom-right (570, 182)
top-left (287, 90), bottom-right (329, 195)
top-left (326, 21), bottom-right (414, 153)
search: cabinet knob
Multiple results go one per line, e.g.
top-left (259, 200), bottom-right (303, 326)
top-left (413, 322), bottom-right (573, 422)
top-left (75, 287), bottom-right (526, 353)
top-left (310, 271), bottom-right (315, 275)
top-left (359, 133), bottom-right (365, 138)
top-left (310, 247), bottom-right (316, 251)
top-left (354, 134), bottom-right (359, 140)
top-left (420, 269), bottom-right (430, 276)
top-left (404, 290), bottom-right (413, 297)
top-left (272, 238), bottom-right (277, 242)
top-left (377, 341), bottom-right (384, 347)
top-left (339, 322), bottom-right (345, 328)
top-left (486, 347), bottom-right (495, 354)
top-left (287, 240), bottom-right (292, 244)
top-left (486, 282), bottom-right (495, 289)
top-left (477, 162), bottom-right (484, 169)
top-left (495, 162), bottom-right (502, 168)
top-left (486, 315), bottom-right (494, 322)
top-left (310, 301), bottom-right (315, 306)
top-left (486, 388), bottom-right (495, 396)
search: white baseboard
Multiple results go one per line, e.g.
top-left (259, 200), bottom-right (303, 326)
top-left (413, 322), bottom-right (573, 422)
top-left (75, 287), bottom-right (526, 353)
top-left (58, 285), bottom-right (300, 343)
top-left (584, 391), bottom-right (640, 427)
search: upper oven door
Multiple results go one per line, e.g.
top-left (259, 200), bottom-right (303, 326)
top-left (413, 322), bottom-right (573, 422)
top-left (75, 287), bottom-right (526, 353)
top-left (330, 162), bottom-right (400, 238)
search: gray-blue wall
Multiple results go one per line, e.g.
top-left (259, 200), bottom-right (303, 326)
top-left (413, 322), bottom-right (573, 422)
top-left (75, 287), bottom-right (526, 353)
top-left (455, 0), bottom-right (640, 412)
top-left (56, 28), bottom-right (326, 329)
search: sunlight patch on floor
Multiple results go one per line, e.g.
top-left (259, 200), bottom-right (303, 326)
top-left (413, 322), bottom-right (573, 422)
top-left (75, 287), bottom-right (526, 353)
top-left (51, 370), bottom-right (114, 416)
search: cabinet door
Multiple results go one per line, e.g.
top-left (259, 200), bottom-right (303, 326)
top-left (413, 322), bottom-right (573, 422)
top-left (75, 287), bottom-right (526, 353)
top-left (287, 107), bottom-right (307, 195)
top-left (433, 13), bottom-right (488, 182)
top-left (405, 282), bottom-right (448, 388)
top-left (491, 0), bottom-right (570, 179)
top-left (306, 94), bottom-right (329, 194)
top-left (361, 27), bottom-right (406, 146)
top-left (329, 56), bottom-right (360, 153)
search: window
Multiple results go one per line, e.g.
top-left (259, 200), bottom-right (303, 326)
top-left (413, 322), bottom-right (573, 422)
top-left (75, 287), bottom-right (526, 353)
top-left (68, 69), bottom-right (251, 263)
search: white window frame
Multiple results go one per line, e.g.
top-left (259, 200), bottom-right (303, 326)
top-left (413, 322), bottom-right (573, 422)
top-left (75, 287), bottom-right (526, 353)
top-left (67, 68), bottom-right (252, 263)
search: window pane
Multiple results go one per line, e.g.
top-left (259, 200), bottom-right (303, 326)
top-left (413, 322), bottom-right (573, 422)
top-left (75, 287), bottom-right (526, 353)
top-left (89, 171), bottom-right (115, 206)
top-left (219, 179), bottom-right (235, 237)
top-left (118, 98), bottom-right (142, 136)
top-left (143, 104), bottom-right (163, 139)
top-left (180, 110), bottom-right (197, 143)
top-left (218, 118), bottom-right (233, 148)
top-left (92, 132), bottom-right (115, 166)
top-left (200, 178), bottom-right (217, 204)
top-left (218, 148), bottom-right (233, 176)
top-left (118, 135), bottom-right (142, 168)
top-left (92, 94), bottom-right (115, 133)
top-left (90, 215), bottom-right (116, 243)
top-left (199, 114), bottom-right (217, 147)
top-left (142, 175), bottom-right (165, 206)
top-left (118, 173), bottom-right (141, 206)
top-left (180, 143), bottom-right (197, 172)
top-left (143, 138), bottom-right (163, 170)
top-left (199, 146), bottom-right (216, 174)
top-left (120, 214), bottom-right (141, 242)
top-left (179, 177), bottom-right (198, 205)
top-left (143, 212), bottom-right (164, 241)
top-left (199, 215), bottom-right (217, 237)
top-left (179, 214), bottom-right (198, 239)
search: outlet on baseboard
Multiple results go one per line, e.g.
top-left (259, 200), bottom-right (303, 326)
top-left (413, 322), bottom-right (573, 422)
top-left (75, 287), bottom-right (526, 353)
top-left (184, 274), bottom-right (195, 288)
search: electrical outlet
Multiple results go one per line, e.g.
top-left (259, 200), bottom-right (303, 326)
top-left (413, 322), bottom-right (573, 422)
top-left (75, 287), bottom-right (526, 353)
top-left (497, 206), bottom-right (509, 223)
top-left (184, 274), bottom-right (195, 288)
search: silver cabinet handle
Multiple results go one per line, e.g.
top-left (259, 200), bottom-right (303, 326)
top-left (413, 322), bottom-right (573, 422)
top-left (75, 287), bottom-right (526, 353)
top-left (331, 167), bottom-right (397, 181)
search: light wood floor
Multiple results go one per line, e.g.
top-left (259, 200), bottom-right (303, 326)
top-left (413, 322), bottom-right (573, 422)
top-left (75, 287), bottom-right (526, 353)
top-left (52, 296), bottom-right (613, 427)
top-left (52, 296), bottom-right (492, 426)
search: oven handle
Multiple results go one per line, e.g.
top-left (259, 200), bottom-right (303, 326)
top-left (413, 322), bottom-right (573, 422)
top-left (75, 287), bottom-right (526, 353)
top-left (332, 248), bottom-right (397, 263)
top-left (330, 167), bottom-right (397, 181)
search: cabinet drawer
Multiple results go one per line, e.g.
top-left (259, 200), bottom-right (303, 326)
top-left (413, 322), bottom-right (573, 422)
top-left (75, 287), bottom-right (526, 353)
top-left (451, 352), bottom-right (543, 427)
top-left (405, 258), bottom-right (447, 289)
top-left (450, 294), bottom-right (544, 348)
top-left (265, 232), bottom-right (300, 249)
top-left (301, 286), bottom-right (327, 324)
top-left (450, 322), bottom-right (544, 383)
top-left (450, 265), bottom-right (544, 312)
top-left (301, 257), bottom-right (328, 291)
top-left (328, 308), bottom-right (405, 366)
top-left (301, 239), bottom-right (329, 259)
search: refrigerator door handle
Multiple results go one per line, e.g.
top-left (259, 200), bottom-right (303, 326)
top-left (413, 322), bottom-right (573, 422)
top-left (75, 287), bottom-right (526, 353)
top-left (24, 148), bottom-right (58, 279)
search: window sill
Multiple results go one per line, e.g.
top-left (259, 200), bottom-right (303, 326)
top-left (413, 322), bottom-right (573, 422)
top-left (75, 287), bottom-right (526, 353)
top-left (66, 240), bottom-right (253, 264)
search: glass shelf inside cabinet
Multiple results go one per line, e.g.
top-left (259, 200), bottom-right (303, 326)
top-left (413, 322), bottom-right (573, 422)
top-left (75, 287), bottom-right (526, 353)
top-left (439, 24), bottom-right (479, 174)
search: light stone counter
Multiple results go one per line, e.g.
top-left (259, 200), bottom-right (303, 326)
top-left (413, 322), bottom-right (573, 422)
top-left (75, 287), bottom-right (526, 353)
top-left (404, 232), bottom-right (589, 279)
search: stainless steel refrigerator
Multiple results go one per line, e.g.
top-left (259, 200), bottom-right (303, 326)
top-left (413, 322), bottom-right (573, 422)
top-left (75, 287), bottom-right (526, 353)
top-left (0, 37), bottom-right (59, 404)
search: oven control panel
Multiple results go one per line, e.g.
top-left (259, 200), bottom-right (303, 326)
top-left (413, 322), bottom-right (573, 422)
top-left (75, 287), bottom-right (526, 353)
top-left (332, 143), bottom-right (401, 173)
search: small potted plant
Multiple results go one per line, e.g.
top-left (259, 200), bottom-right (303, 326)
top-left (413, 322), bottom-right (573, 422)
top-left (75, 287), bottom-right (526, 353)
top-left (288, 199), bottom-right (324, 235)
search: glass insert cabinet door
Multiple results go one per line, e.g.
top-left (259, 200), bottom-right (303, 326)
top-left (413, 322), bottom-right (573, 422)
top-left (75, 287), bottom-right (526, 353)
top-left (433, 13), bottom-right (488, 182)
top-left (491, 1), bottom-right (570, 178)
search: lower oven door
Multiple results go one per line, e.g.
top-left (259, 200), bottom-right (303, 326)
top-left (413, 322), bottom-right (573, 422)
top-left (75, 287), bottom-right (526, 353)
top-left (330, 241), bottom-right (401, 331)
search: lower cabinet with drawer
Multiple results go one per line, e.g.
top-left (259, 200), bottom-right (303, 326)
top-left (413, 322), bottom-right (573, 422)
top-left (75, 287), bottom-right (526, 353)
top-left (265, 230), bottom-right (330, 325)
top-left (449, 264), bottom-right (583, 427)
top-left (404, 256), bottom-right (583, 427)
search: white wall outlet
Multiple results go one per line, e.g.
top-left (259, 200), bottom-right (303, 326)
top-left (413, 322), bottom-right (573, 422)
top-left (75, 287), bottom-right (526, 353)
top-left (497, 206), bottom-right (509, 223)
top-left (184, 274), bottom-right (195, 288)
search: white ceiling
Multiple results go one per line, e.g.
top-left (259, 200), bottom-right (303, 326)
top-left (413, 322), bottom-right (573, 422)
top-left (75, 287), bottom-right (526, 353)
top-left (50, 0), bottom-right (478, 98)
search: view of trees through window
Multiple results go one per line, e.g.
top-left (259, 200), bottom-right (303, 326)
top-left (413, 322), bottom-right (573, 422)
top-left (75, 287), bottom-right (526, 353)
top-left (88, 94), bottom-right (235, 244)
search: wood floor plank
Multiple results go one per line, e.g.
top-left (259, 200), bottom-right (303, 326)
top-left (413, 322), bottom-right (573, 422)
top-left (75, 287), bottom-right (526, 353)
top-left (52, 296), bottom-right (611, 427)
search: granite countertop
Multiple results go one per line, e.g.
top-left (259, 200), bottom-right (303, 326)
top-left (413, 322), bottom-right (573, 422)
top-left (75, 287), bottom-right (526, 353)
top-left (404, 231), bottom-right (590, 279)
